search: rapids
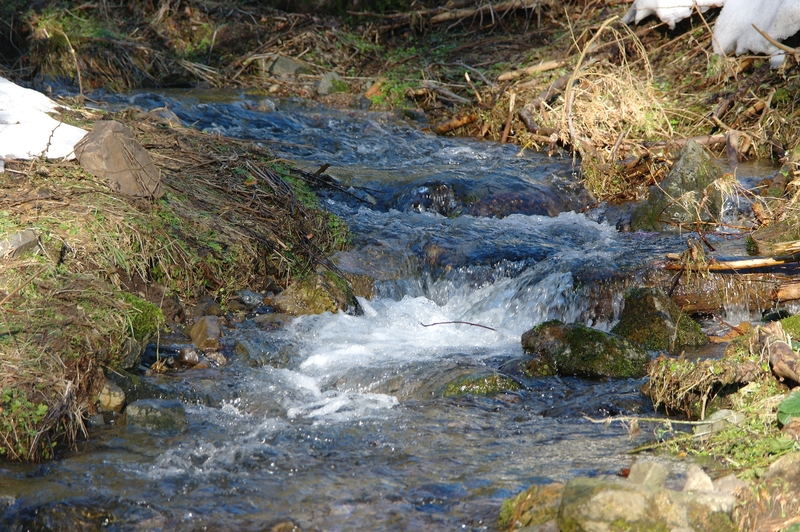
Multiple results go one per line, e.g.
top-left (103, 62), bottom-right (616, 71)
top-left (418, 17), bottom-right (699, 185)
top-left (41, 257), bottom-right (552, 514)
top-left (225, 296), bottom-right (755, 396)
top-left (0, 92), bottom-right (775, 531)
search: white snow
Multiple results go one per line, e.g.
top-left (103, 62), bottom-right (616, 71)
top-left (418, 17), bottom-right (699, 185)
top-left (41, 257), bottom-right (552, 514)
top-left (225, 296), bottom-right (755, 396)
top-left (621, 0), bottom-right (725, 30)
top-left (622, 0), bottom-right (800, 68)
top-left (712, 0), bottom-right (800, 67)
top-left (0, 77), bottom-right (87, 160)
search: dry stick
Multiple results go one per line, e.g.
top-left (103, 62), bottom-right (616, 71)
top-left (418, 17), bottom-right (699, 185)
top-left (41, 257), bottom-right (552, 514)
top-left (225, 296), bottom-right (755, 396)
top-left (752, 24), bottom-right (800, 56)
top-left (465, 72), bottom-right (483, 105)
top-left (500, 91), bottom-right (516, 144)
top-left (0, 266), bottom-right (48, 308)
top-left (420, 321), bottom-right (497, 331)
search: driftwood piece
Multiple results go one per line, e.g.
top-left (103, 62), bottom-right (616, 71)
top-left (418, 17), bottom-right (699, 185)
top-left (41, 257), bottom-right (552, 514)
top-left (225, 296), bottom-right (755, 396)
top-left (497, 59), bottom-right (565, 82)
top-left (431, 112), bottom-right (478, 135)
top-left (759, 321), bottom-right (800, 383)
top-left (665, 252), bottom-right (800, 271)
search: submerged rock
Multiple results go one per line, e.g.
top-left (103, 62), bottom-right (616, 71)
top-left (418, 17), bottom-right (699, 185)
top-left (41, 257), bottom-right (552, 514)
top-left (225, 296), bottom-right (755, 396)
top-left (441, 370), bottom-right (521, 397)
top-left (630, 140), bottom-right (724, 232)
top-left (521, 320), bottom-right (649, 379)
top-left (611, 287), bottom-right (707, 351)
top-left (122, 399), bottom-right (187, 431)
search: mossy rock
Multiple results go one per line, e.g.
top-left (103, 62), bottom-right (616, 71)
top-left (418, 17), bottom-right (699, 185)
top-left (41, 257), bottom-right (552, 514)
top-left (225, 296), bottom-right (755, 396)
top-left (522, 320), bottom-right (649, 379)
top-left (441, 371), bottom-right (521, 397)
top-left (630, 141), bottom-right (723, 232)
top-left (271, 271), bottom-right (361, 315)
top-left (120, 291), bottom-right (164, 343)
top-left (780, 313), bottom-right (800, 339)
top-left (611, 288), bottom-right (707, 351)
top-left (498, 483), bottom-right (564, 530)
top-left (748, 219), bottom-right (800, 256)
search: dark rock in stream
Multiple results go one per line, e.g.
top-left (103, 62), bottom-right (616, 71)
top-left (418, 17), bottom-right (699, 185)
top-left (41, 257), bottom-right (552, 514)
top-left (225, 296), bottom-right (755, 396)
top-left (122, 399), bottom-right (187, 431)
top-left (611, 287), bottom-right (708, 351)
top-left (521, 320), bottom-right (649, 379)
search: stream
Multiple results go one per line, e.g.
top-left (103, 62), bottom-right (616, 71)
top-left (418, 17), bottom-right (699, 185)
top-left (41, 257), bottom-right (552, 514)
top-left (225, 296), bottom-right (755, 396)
top-left (0, 92), bottom-right (779, 531)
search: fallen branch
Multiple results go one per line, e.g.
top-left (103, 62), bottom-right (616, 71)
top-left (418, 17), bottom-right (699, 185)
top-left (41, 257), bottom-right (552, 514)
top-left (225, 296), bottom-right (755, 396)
top-left (431, 112), bottom-right (478, 135)
top-left (665, 252), bottom-right (800, 271)
top-left (420, 321), bottom-right (497, 331)
top-left (497, 59), bottom-right (566, 81)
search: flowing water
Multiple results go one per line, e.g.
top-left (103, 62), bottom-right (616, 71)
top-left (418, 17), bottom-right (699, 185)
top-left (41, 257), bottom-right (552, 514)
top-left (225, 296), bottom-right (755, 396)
top-left (0, 93), bottom-right (778, 531)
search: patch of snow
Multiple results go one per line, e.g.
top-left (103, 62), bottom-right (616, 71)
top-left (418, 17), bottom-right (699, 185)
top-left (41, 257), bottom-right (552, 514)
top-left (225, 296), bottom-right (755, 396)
top-left (712, 0), bottom-right (800, 68)
top-left (0, 77), bottom-right (87, 160)
top-left (621, 0), bottom-right (726, 30)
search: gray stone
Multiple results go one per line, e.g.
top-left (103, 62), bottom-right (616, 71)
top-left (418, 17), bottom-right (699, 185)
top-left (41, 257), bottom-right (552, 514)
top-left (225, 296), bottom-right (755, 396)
top-left (189, 315), bottom-right (222, 350)
top-left (558, 477), bottom-right (648, 530)
top-left (123, 399), bottom-right (186, 431)
top-left (74, 120), bottom-right (163, 199)
top-left (97, 379), bottom-right (126, 413)
top-left (694, 409), bottom-right (746, 437)
top-left (687, 491), bottom-right (738, 514)
top-left (713, 473), bottom-right (749, 496)
top-left (521, 320), bottom-right (650, 379)
top-left (0, 228), bottom-right (38, 259)
top-left (317, 72), bottom-right (346, 95)
top-left (628, 461), bottom-right (668, 489)
top-left (611, 287), bottom-right (707, 351)
top-left (631, 140), bottom-right (724, 231)
top-left (683, 464), bottom-right (714, 492)
top-left (237, 289), bottom-right (264, 309)
top-left (269, 55), bottom-right (311, 77)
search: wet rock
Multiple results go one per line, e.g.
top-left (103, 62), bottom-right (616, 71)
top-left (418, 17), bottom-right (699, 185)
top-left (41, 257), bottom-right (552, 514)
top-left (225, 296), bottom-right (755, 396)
top-left (236, 289), bottom-right (264, 309)
top-left (497, 483), bottom-right (564, 531)
top-left (233, 336), bottom-right (293, 368)
top-left (97, 379), bottom-right (125, 413)
top-left (317, 71), bottom-right (346, 96)
top-left (271, 271), bottom-right (361, 316)
top-left (74, 120), bottom-right (163, 199)
top-left (521, 320), bottom-right (650, 379)
top-left (106, 367), bottom-right (234, 407)
top-left (611, 287), bottom-right (708, 351)
top-left (122, 399), bottom-right (186, 431)
top-left (441, 370), bottom-right (521, 397)
top-left (189, 315), bottom-right (222, 350)
top-left (631, 140), bottom-right (724, 231)
top-left (176, 347), bottom-right (200, 368)
top-left (0, 228), bottom-right (38, 259)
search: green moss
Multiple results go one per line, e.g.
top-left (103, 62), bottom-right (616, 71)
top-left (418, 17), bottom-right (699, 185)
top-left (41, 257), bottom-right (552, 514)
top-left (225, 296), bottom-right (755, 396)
top-left (120, 291), bottom-right (164, 343)
top-left (781, 313), bottom-right (800, 339)
top-left (498, 483), bottom-right (564, 530)
top-left (442, 372), bottom-right (520, 397)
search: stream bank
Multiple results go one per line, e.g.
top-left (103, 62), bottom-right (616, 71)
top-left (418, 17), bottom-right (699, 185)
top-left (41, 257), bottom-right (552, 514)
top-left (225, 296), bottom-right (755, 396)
top-left (4, 1), bottom-right (800, 531)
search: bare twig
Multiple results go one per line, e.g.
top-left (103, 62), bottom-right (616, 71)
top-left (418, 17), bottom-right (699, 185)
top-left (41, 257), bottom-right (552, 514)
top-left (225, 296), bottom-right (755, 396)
top-left (420, 321), bottom-right (497, 331)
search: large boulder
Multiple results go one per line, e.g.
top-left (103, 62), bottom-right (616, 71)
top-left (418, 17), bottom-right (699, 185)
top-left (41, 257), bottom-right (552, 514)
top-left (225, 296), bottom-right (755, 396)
top-left (500, 463), bottom-right (742, 532)
top-left (74, 120), bottom-right (163, 199)
top-left (611, 287), bottom-right (708, 351)
top-left (521, 320), bottom-right (650, 379)
top-left (631, 140), bottom-right (723, 231)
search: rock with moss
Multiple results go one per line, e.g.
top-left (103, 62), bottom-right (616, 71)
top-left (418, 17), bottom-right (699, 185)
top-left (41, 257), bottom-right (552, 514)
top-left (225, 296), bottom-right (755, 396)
top-left (611, 287), bottom-right (707, 351)
top-left (441, 371), bottom-right (521, 397)
top-left (271, 271), bottom-right (361, 316)
top-left (630, 141), bottom-right (724, 232)
top-left (780, 312), bottom-right (800, 339)
top-left (497, 483), bottom-right (564, 531)
top-left (521, 320), bottom-right (649, 379)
